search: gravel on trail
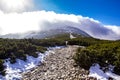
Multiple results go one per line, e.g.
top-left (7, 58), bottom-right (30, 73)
top-left (22, 45), bottom-right (96, 80)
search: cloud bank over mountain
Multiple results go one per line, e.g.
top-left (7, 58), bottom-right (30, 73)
top-left (0, 10), bottom-right (120, 40)
top-left (0, 0), bottom-right (120, 40)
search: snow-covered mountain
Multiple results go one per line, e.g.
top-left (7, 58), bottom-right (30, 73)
top-left (0, 26), bottom-right (91, 39)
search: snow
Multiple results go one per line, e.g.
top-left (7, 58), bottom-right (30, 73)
top-left (70, 33), bottom-right (76, 39)
top-left (0, 46), bottom-right (63, 80)
top-left (106, 71), bottom-right (120, 80)
top-left (89, 64), bottom-right (109, 80)
top-left (0, 51), bottom-right (50, 80)
top-left (48, 46), bottom-right (65, 50)
top-left (4, 53), bottom-right (47, 80)
top-left (1, 46), bottom-right (120, 80)
top-left (89, 64), bottom-right (120, 80)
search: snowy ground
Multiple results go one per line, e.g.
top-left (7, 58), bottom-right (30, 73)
top-left (0, 46), bottom-right (64, 80)
top-left (48, 46), bottom-right (65, 50)
top-left (89, 64), bottom-right (120, 80)
top-left (1, 46), bottom-right (120, 80)
top-left (0, 53), bottom-right (47, 80)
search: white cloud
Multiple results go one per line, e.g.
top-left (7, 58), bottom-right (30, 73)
top-left (105, 25), bottom-right (120, 35)
top-left (0, 0), bottom-right (34, 13)
top-left (0, 10), bottom-right (120, 40)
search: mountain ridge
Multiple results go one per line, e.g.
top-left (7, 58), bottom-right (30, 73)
top-left (0, 26), bottom-right (91, 39)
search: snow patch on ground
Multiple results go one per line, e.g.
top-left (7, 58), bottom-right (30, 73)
top-left (106, 71), bottom-right (120, 80)
top-left (4, 53), bottom-right (45, 80)
top-left (89, 64), bottom-right (120, 80)
top-left (0, 46), bottom-right (64, 80)
top-left (48, 46), bottom-right (65, 50)
top-left (70, 33), bottom-right (76, 39)
top-left (3, 52), bottom-right (47, 80)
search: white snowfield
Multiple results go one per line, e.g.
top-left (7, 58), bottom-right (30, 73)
top-left (89, 64), bottom-right (120, 80)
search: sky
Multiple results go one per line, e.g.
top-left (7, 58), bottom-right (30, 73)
top-left (0, 0), bottom-right (120, 40)
top-left (35, 0), bottom-right (120, 26)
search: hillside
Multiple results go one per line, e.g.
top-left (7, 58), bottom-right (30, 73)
top-left (0, 34), bottom-right (120, 79)
top-left (0, 26), bottom-right (90, 39)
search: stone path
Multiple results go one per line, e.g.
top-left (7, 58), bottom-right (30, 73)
top-left (22, 46), bottom-right (96, 80)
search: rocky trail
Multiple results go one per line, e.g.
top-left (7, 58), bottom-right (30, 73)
top-left (22, 46), bottom-right (96, 80)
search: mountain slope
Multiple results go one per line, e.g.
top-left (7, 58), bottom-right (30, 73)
top-left (0, 26), bottom-right (91, 39)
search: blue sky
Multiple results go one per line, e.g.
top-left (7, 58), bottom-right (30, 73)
top-left (35, 0), bottom-right (120, 26)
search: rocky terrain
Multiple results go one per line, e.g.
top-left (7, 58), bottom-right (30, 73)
top-left (22, 46), bottom-right (96, 80)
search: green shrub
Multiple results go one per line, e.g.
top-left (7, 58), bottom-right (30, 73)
top-left (10, 53), bottom-right (16, 64)
top-left (0, 60), bottom-right (5, 76)
top-left (74, 49), bottom-right (93, 69)
top-left (36, 46), bottom-right (47, 53)
top-left (15, 50), bottom-right (27, 61)
top-left (74, 42), bottom-right (120, 75)
top-left (28, 52), bottom-right (38, 58)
